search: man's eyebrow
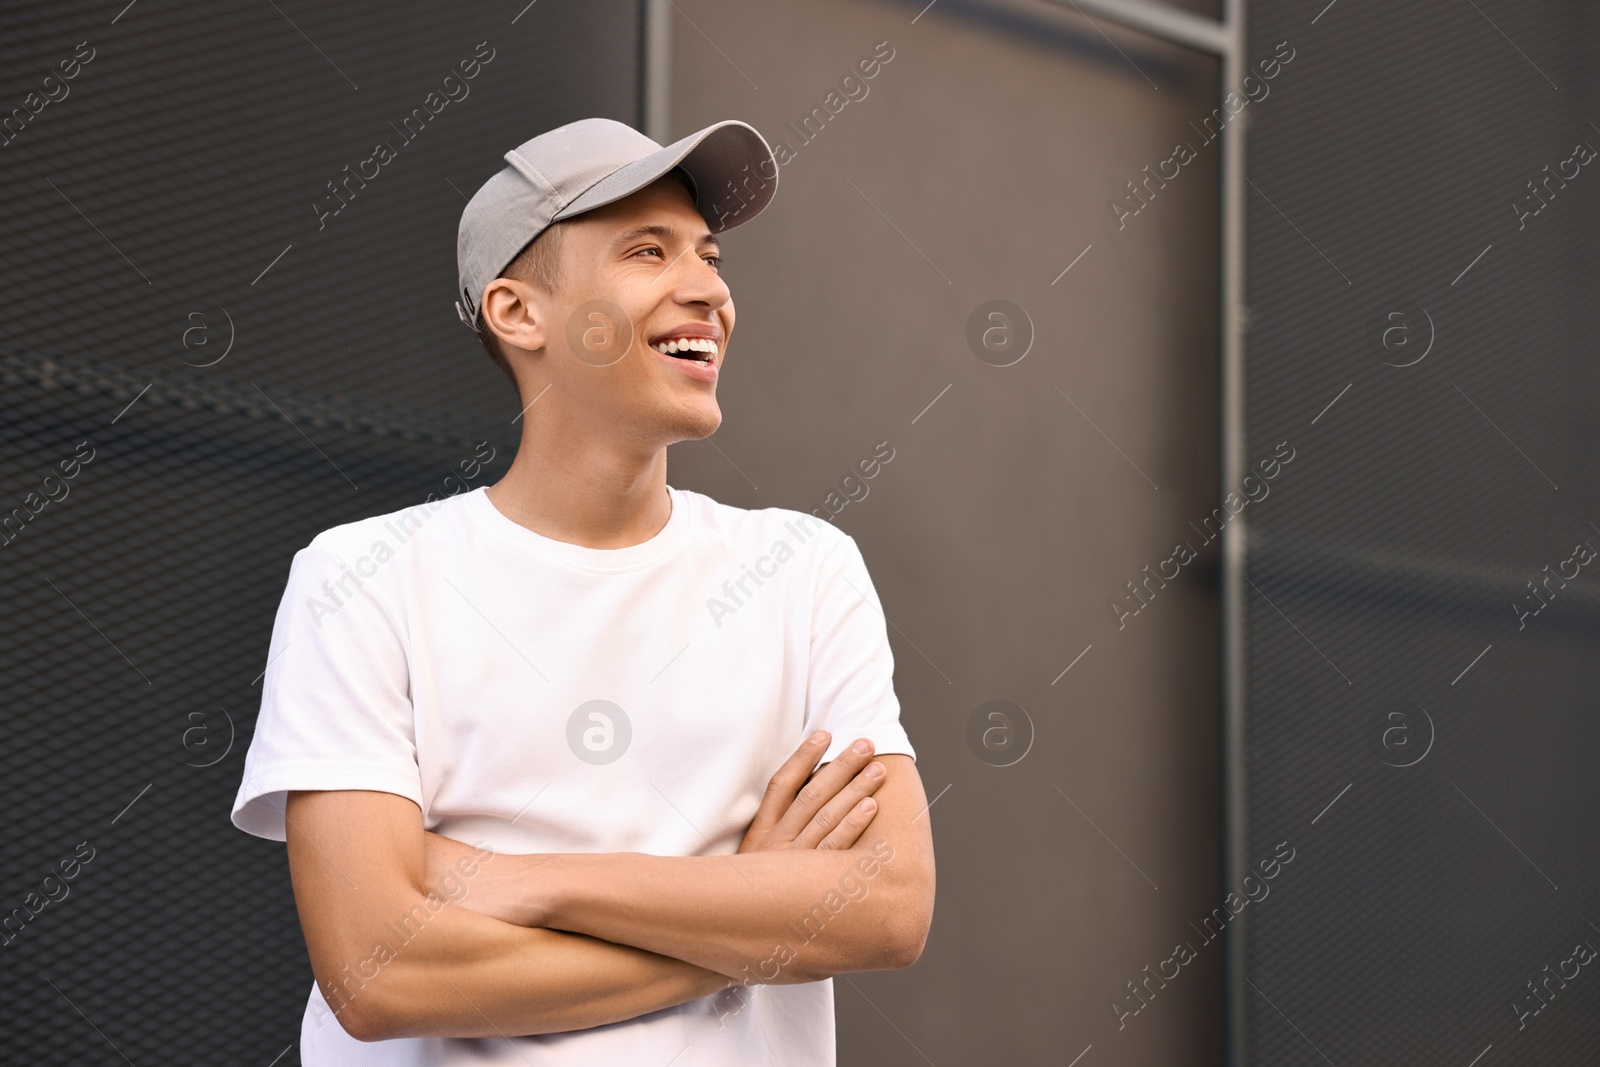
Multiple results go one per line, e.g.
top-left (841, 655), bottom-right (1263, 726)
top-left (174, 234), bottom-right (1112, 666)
top-left (609, 223), bottom-right (719, 251)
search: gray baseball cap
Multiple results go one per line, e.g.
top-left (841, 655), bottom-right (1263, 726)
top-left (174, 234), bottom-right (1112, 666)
top-left (455, 117), bottom-right (778, 331)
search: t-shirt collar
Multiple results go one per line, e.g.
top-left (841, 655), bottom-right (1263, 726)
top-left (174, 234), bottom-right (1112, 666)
top-left (466, 484), bottom-right (692, 573)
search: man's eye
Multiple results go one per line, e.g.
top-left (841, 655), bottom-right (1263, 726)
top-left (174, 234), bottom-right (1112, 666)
top-left (704, 255), bottom-right (722, 269)
top-left (635, 247), bottom-right (664, 258)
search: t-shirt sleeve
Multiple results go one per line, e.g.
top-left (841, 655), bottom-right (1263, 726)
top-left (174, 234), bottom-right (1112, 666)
top-left (230, 543), bottom-right (422, 842)
top-left (804, 530), bottom-right (917, 767)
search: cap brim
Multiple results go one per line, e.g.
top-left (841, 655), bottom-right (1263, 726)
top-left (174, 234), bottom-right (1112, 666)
top-left (551, 119), bottom-right (777, 233)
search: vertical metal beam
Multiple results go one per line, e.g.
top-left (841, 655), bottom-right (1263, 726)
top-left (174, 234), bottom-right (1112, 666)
top-left (1216, 1), bottom-right (1249, 1063)
top-left (642, 0), bottom-right (672, 143)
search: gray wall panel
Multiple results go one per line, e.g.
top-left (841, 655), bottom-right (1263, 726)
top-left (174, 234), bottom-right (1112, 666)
top-left (668, 1), bottom-right (1226, 1063)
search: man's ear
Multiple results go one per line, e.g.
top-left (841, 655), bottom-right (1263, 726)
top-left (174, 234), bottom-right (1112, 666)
top-left (480, 277), bottom-right (550, 355)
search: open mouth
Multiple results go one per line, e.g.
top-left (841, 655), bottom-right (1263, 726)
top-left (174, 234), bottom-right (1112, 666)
top-left (649, 337), bottom-right (718, 363)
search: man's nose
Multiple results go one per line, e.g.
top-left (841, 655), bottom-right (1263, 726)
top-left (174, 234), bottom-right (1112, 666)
top-left (665, 251), bottom-right (730, 307)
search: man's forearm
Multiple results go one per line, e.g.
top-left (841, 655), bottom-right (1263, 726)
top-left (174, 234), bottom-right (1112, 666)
top-left (486, 842), bottom-right (920, 984)
top-left (336, 894), bottom-right (730, 1041)
top-left (285, 789), bottom-right (733, 1044)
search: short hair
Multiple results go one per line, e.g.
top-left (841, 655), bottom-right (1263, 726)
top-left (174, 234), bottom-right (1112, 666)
top-left (474, 221), bottom-right (568, 388)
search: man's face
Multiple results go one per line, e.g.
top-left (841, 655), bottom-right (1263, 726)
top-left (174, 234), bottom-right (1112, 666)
top-left (509, 175), bottom-right (735, 449)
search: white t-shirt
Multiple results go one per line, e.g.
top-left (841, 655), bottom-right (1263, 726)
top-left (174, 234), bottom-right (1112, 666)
top-left (231, 484), bottom-right (916, 1066)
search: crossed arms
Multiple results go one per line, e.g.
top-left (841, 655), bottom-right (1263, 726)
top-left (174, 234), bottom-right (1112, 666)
top-left (284, 733), bottom-right (936, 1042)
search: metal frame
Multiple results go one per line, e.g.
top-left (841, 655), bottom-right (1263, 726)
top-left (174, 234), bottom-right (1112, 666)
top-left (644, 0), bottom-right (1250, 1061)
top-left (1067, 0), bottom-right (1235, 53)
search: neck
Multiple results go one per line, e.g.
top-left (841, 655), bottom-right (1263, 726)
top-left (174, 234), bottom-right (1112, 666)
top-left (486, 396), bottom-right (672, 550)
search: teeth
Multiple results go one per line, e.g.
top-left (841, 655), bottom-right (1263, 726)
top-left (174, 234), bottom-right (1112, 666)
top-left (651, 337), bottom-right (717, 358)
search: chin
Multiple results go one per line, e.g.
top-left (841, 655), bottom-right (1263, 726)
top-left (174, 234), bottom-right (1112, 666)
top-left (682, 412), bottom-right (722, 441)
top-left (673, 402), bottom-right (722, 441)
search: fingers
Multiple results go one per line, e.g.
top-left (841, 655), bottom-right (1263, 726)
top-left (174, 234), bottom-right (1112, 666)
top-left (798, 759), bottom-right (887, 850)
top-left (772, 736), bottom-right (879, 843)
top-left (744, 730), bottom-right (832, 843)
top-left (814, 795), bottom-right (879, 851)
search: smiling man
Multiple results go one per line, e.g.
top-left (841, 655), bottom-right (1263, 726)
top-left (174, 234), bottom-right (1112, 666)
top-left (230, 117), bottom-right (935, 1065)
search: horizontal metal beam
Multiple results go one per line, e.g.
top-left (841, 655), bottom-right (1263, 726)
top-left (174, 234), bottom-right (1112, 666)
top-left (1, 345), bottom-right (497, 452)
top-left (1044, 0), bottom-right (1234, 57)
top-left (1250, 530), bottom-right (1600, 622)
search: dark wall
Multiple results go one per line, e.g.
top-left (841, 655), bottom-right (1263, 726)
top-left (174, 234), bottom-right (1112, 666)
top-left (0, 2), bottom-right (636, 1062)
top-left (1241, 2), bottom-right (1600, 1064)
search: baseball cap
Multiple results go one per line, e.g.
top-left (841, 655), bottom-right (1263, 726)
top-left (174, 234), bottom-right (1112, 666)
top-left (455, 117), bottom-right (779, 331)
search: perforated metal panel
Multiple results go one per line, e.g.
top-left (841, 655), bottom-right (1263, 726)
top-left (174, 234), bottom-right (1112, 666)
top-left (1240, 2), bottom-right (1600, 1064)
top-left (0, 3), bottom-right (639, 1062)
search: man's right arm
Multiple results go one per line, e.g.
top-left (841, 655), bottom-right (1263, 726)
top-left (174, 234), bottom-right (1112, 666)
top-left (285, 787), bottom-right (730, 1042)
